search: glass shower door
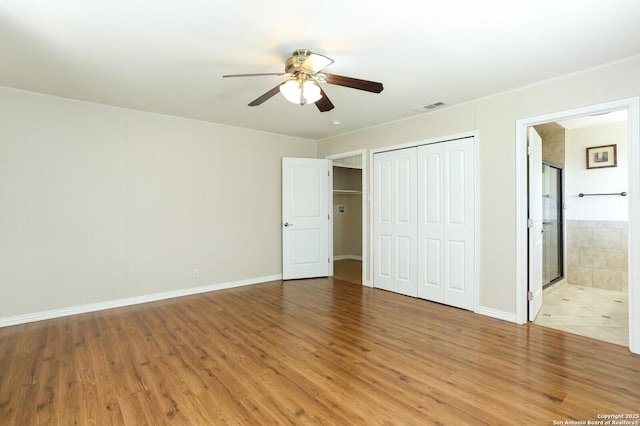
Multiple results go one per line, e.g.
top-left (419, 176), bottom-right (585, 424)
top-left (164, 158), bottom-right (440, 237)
top-left (542, 163), bottom-right (563, 286)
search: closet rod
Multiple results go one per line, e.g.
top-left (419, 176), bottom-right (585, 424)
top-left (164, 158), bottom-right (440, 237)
top-left (578, 192), bottom-right (627, 197)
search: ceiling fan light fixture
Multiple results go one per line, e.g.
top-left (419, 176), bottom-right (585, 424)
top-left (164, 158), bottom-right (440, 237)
top-left (225, 49), bottom-right (383, 111)
top-left (280, 79), bottom-right (322, 105)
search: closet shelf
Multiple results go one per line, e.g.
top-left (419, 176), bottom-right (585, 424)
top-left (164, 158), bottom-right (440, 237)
top-left (333, 189), bottom-right (362, 195)
top-left (333, 163), bottom-right (362, 170)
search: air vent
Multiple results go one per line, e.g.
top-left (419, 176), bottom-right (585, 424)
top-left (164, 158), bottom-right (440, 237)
top-left (414, 101), bottom-right (446, 112)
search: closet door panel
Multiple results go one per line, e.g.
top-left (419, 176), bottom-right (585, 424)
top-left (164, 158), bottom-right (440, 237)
top-left (443, 139), bottom-right (475, 310)
top-left (425, 154), bottom-right (441, 223)
top-left (446, 149), bottom-right (466, 225)
top-left (418, 144), bottom-right (444, 301)
top-left (373, 148), bottom-right (417, 297)
top-left (445, 240), bottom-right (466, 292)
top-left (378, 159), bottom-right (393, 223)
top-left (396, 236), bottom-right (412, 281)
top-left (425, 238), bottom-right (441, 287)
top-left (394, 149), bottom-right (417, 297)
top-left (374, 153), bottom-right (395, 292)
top-left (396, 155), bottom-right (414, 224)
top-left (378, 235), bottom-right (393, 280)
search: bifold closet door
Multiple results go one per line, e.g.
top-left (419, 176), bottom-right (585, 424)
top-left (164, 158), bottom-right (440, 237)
top-left (417, 138), bottom-right (475, 310)
top-left (373, 149), bottom-right (417, 297)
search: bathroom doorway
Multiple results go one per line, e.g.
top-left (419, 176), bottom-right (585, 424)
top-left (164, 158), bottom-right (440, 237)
top-left (527, 109), bottom-right (631, 347)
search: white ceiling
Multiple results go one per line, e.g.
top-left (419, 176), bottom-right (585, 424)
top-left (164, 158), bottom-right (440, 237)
top-left (558, 109), bottom-right (628, 129)
top-left (1, 1), bottom-right (640, 140)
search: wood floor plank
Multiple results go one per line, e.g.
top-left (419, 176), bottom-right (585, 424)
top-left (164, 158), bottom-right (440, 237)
top-left (1, 278), bottom-right (639, 425)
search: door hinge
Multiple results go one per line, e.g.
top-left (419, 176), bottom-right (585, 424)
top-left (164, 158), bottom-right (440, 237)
top-left (527, 291), bottom-right (533, 301)
top-left (328, 258), bottom-right (330, 264)
top-left (328, 214), bottom-right (330, 220)
top-left (527, 218), bottom-right (534, 228)
top-left (527, 144), bottom-right (533, 155)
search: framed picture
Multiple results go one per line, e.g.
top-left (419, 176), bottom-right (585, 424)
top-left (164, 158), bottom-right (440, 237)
top-left (586, 144), bottom-right (617, 169)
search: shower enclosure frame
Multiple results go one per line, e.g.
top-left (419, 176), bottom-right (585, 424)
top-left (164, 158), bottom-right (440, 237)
top-left (541, 161), bottom-right (564, 288)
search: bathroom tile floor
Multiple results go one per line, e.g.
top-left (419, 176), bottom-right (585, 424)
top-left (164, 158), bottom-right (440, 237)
top-left (533, 282), bottom-right (629, 347)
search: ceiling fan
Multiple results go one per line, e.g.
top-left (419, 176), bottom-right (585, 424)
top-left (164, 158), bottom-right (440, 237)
top-left (223, 49), bottom-right (384, 112)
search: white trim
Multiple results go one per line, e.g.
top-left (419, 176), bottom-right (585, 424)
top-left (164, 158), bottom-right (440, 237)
top-left (475, 306), bottom-right (517, 323)
top-left (326, 149), bottom-right (367, 286)
top-left (369, 131), bottom-right (478, 156)
top-left (0, 274), bottom-right (282, 328)
top-left (628, 98), bottom-right (640, 355)
top-left (369, 149), bottom-right (375, 289)
top-left (515, 97), bottom-right (640, 355)
top-left (328, 160), bottom-right (334, 277)
top-left (473, 133), bottom-right (481, 315)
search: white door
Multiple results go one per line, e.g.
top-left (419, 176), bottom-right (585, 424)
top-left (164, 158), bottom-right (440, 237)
top-left (528, 128), bottom-right (544, 320)
top-left (282, 157), bottom-right (331, 280)
top-left (373, 149), bottom-right (418, 296)
top-left (417, 144), bottom-right (444, 302)
top-left (417, 138), bottom-right (475, 310)
top-left (373, 152), bottom-right (395, 291)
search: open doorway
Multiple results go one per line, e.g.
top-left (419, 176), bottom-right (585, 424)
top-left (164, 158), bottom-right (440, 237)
top-left (326, 150), bottom-right (366, 286)
top-left (531, 112), bottom-right (629, 346)
top-left (516, 97), bottom-right (640, 355)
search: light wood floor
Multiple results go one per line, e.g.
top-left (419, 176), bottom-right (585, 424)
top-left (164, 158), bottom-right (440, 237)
top-left (1, 278), bottom-right (639, 425)
top-left (333, 259), bottom-right (362, 285)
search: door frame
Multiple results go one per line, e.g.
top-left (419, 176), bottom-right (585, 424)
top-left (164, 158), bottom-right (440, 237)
top-left (515, 97), bottom-right (640, 355)
top-left (325, 149), bottom-right (368, 285)
top-left (528, 127), bottom-right (544, 321)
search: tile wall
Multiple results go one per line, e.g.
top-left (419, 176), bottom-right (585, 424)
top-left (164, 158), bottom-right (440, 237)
top-left (566, 220), bottom-right (628, 291)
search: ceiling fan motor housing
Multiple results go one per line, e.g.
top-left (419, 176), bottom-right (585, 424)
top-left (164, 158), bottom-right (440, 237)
top-left (285, 49), bottom-right (312, 74)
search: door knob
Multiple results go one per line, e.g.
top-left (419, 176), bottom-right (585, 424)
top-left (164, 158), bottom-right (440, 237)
top-left (284, 222), bottom-right (293, 227)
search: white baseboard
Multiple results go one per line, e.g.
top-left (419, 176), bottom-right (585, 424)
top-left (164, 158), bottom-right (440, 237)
top-left (0, 274), bottom-right (282, 328)
top-left (475, 306), bottom-right (517, 323)
top-left (333, 255), bottom-right (363, 261)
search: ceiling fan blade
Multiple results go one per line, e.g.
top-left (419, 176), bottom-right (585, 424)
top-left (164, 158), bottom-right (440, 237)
top-left (323, 73), bottom-right (384, 93)
top-left (315, 87), bottom-right (334, 112)
top-left (248, 84), bottom-right (283, 106)
top-left (300, 53), bottom-right (334, 74)
top-left (223, 72), bottom-right (285, 78)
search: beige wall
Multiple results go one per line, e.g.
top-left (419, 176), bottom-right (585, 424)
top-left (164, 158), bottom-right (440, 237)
top-left (565, 121), bottom-right (629, 221)
top-left (333, 194), bottom-right (363, 258)
top-left (317, 56), bottom-right (640, 316)
top-left (0, 87), bottom-right (315, 320)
